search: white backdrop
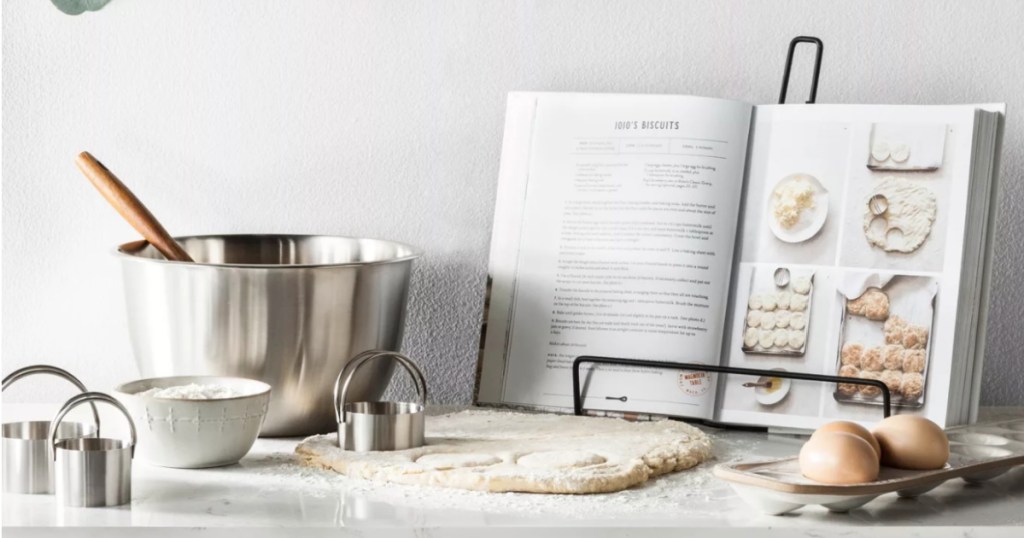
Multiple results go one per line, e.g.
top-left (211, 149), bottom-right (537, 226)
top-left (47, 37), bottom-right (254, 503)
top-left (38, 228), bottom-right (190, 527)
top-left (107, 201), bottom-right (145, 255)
top-left (2, 0), bottom-right (1022, 405)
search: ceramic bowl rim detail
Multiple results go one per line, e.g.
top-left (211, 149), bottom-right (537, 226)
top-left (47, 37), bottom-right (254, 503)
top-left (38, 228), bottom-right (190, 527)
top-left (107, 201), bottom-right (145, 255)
top-left (114, 375), bottom-right (272, 402)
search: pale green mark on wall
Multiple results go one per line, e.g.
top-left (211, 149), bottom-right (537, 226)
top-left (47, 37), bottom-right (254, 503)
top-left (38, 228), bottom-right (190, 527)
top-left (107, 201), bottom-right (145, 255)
top-left (51, 0), bottom-right (112, 15)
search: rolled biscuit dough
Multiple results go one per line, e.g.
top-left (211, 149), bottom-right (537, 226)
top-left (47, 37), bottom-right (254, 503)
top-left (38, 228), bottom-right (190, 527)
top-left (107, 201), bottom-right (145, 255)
top-left (296, 409), bottom-right (712, 494)
top-left (863, 176), bottom-right (937, 253)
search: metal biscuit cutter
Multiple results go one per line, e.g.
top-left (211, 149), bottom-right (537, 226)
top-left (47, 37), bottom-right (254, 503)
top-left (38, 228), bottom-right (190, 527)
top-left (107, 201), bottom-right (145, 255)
top-left (869, 193), bottom-right (890, 217)
top-left (2, 365), bottom-right (100, 494)
top-left (868, 193), bottom-right (907, 249)
top-left (773, 267), bottom-right (791, 287)
top-left (333, 350), bottom-right (427, 452)
top-left (50, 392), bottom-right (137, 507)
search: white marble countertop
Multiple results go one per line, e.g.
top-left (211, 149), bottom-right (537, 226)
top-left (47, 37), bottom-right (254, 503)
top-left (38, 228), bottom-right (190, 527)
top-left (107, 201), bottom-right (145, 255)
top-left (3, 404), bottom-right (1023, 537)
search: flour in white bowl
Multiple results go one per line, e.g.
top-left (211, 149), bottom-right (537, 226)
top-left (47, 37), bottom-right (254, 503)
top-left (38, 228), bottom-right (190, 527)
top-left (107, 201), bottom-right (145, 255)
top-left (138, 383), bottom-right (243, 400)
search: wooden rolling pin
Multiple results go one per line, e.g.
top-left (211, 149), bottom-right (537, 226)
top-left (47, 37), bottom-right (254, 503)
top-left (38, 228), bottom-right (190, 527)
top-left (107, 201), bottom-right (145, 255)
top-left (76, 151), bottom-right (194, 262)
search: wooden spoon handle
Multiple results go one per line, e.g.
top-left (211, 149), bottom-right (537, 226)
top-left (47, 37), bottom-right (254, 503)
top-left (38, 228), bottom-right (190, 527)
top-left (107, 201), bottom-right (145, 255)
top-left (76, 151), bottom-right (194, 262)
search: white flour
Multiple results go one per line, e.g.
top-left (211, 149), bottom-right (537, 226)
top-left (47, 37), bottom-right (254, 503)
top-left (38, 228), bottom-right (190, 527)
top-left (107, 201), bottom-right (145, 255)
top-left (138, 383), bottom-right (242, 399)
top-left (245, 451), bottom-right (725, 519)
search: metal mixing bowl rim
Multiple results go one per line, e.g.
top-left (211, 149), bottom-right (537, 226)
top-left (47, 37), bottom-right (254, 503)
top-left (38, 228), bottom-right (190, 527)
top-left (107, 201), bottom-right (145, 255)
top-left (114, 233), bottom-right (424, 269)
top-left (113, 375), bottom-right (273, 402)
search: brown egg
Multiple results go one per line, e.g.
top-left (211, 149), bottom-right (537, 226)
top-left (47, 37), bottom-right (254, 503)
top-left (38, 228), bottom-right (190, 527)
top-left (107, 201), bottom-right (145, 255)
top-left (812, 421), bottom-right (881, 460)
top-left (799, 431), bottom-right (880, 484)
top-left (872, 415), bottom-right (948, 470)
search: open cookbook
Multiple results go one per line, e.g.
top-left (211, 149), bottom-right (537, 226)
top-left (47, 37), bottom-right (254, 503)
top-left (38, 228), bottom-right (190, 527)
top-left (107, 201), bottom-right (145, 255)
top-left (476, 92), bottom-right (1004, 430)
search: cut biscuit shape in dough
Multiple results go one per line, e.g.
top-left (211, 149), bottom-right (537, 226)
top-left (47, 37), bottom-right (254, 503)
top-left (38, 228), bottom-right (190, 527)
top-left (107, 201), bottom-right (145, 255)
top-left (416, 453), bottom-right (503, 470)
top-left (517, 451), bottom-right (606, 469)
top-left (863, 177), bottom-right (936, 253)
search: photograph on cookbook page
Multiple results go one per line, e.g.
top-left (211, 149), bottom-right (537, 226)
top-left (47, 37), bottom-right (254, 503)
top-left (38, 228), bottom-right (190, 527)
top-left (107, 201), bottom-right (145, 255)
top-left (717, 104), bottom-right (989, 430)
top-left (477, 92), bottom-right (753, 419)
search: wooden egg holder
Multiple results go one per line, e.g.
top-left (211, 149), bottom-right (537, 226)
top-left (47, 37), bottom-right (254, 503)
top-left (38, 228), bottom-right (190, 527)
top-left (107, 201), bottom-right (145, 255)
top-left (713, 418), bottom-right (1024, 515)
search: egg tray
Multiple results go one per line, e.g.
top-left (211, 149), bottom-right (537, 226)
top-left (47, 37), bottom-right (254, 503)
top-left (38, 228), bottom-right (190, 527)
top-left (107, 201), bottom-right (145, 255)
top-left (713, 418), bottom-right (1024, 516)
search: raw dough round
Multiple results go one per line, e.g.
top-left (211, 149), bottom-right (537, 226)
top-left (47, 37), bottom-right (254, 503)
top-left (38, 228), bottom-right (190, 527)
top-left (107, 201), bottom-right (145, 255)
top-left (787, 330), bottom-right (805, 349)
top-left (760, 312), bottom-right (777, 331)
top-left (296, 409), bottom-right (712, 494)
top-left (776, 291), bottom-right (792, 311)
top-left (775, 311), bottom-right (792, 329)
top-left (758, 329), bottom-right (774, 348)
top-left (789, 294), bottom-right (809, 312)
top-left (748, 294), bottom-right (764, 310)
top-left (761, 294), bottom-right (778, 311)
top-left (743, 328), bottom-right (759, 347)
top-left (746, 310), bottom-right (762, 328)
top-left (789, 312), bottom-right (807, 330)
top-left (891, 143), bottom-right (911, 163)
top-left (416, 453), bottom-right (502, 470)
top-left (872, 141), bottom-right (891, 162)
top-left (772, 329), bottom-right (789, 347)
top-left (792, 276), bottom-right (812, 295)
top-left (517, 451), bottom-right (606, 469)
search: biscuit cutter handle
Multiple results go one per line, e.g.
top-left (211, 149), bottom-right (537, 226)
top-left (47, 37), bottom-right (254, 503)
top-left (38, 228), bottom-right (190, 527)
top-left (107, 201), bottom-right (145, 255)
top-left (49, 392), bottom-right (137, 459)
top-left (3, 365), bottom-right (101, 433)
top-left (333, 350), bottom-right (428, 424)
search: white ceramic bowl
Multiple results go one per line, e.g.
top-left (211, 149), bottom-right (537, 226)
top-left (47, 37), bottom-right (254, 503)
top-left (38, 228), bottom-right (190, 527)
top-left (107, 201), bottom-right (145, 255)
top-left (113, 375), bottom-right (271, 468)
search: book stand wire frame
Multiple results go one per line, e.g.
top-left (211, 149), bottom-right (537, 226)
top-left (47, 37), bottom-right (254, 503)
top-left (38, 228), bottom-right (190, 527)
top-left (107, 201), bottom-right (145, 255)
top-left (571, 356), bottom-right (892, 429)
top-left (779, 36), bottom-right (823, 104)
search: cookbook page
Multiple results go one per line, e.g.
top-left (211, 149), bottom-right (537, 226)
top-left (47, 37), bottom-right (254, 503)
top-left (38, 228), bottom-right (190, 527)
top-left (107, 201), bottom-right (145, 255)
top-left (717, 104), bottom-right (980, 429)
top-left (478, 92), bottom-right (752, 419)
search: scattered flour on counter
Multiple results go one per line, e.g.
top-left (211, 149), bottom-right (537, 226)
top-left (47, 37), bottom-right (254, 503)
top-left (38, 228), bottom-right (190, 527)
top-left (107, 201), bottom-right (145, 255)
top-left (240, 449), bottom-right (729, 519)
top-left (205, 409), bottom-right (787, 521)
top-left (138, 383), bottom-right (243, 399)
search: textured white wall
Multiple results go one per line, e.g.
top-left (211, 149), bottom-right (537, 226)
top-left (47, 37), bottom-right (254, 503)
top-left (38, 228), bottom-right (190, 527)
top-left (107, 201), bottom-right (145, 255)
top-left (2, 0), bottom-right (1022, 405)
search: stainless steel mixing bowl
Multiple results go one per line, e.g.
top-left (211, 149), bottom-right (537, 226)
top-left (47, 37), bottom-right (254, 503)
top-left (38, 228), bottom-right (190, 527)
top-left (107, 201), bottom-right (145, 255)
top-left (117, 234), bottom-right (421, 436)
